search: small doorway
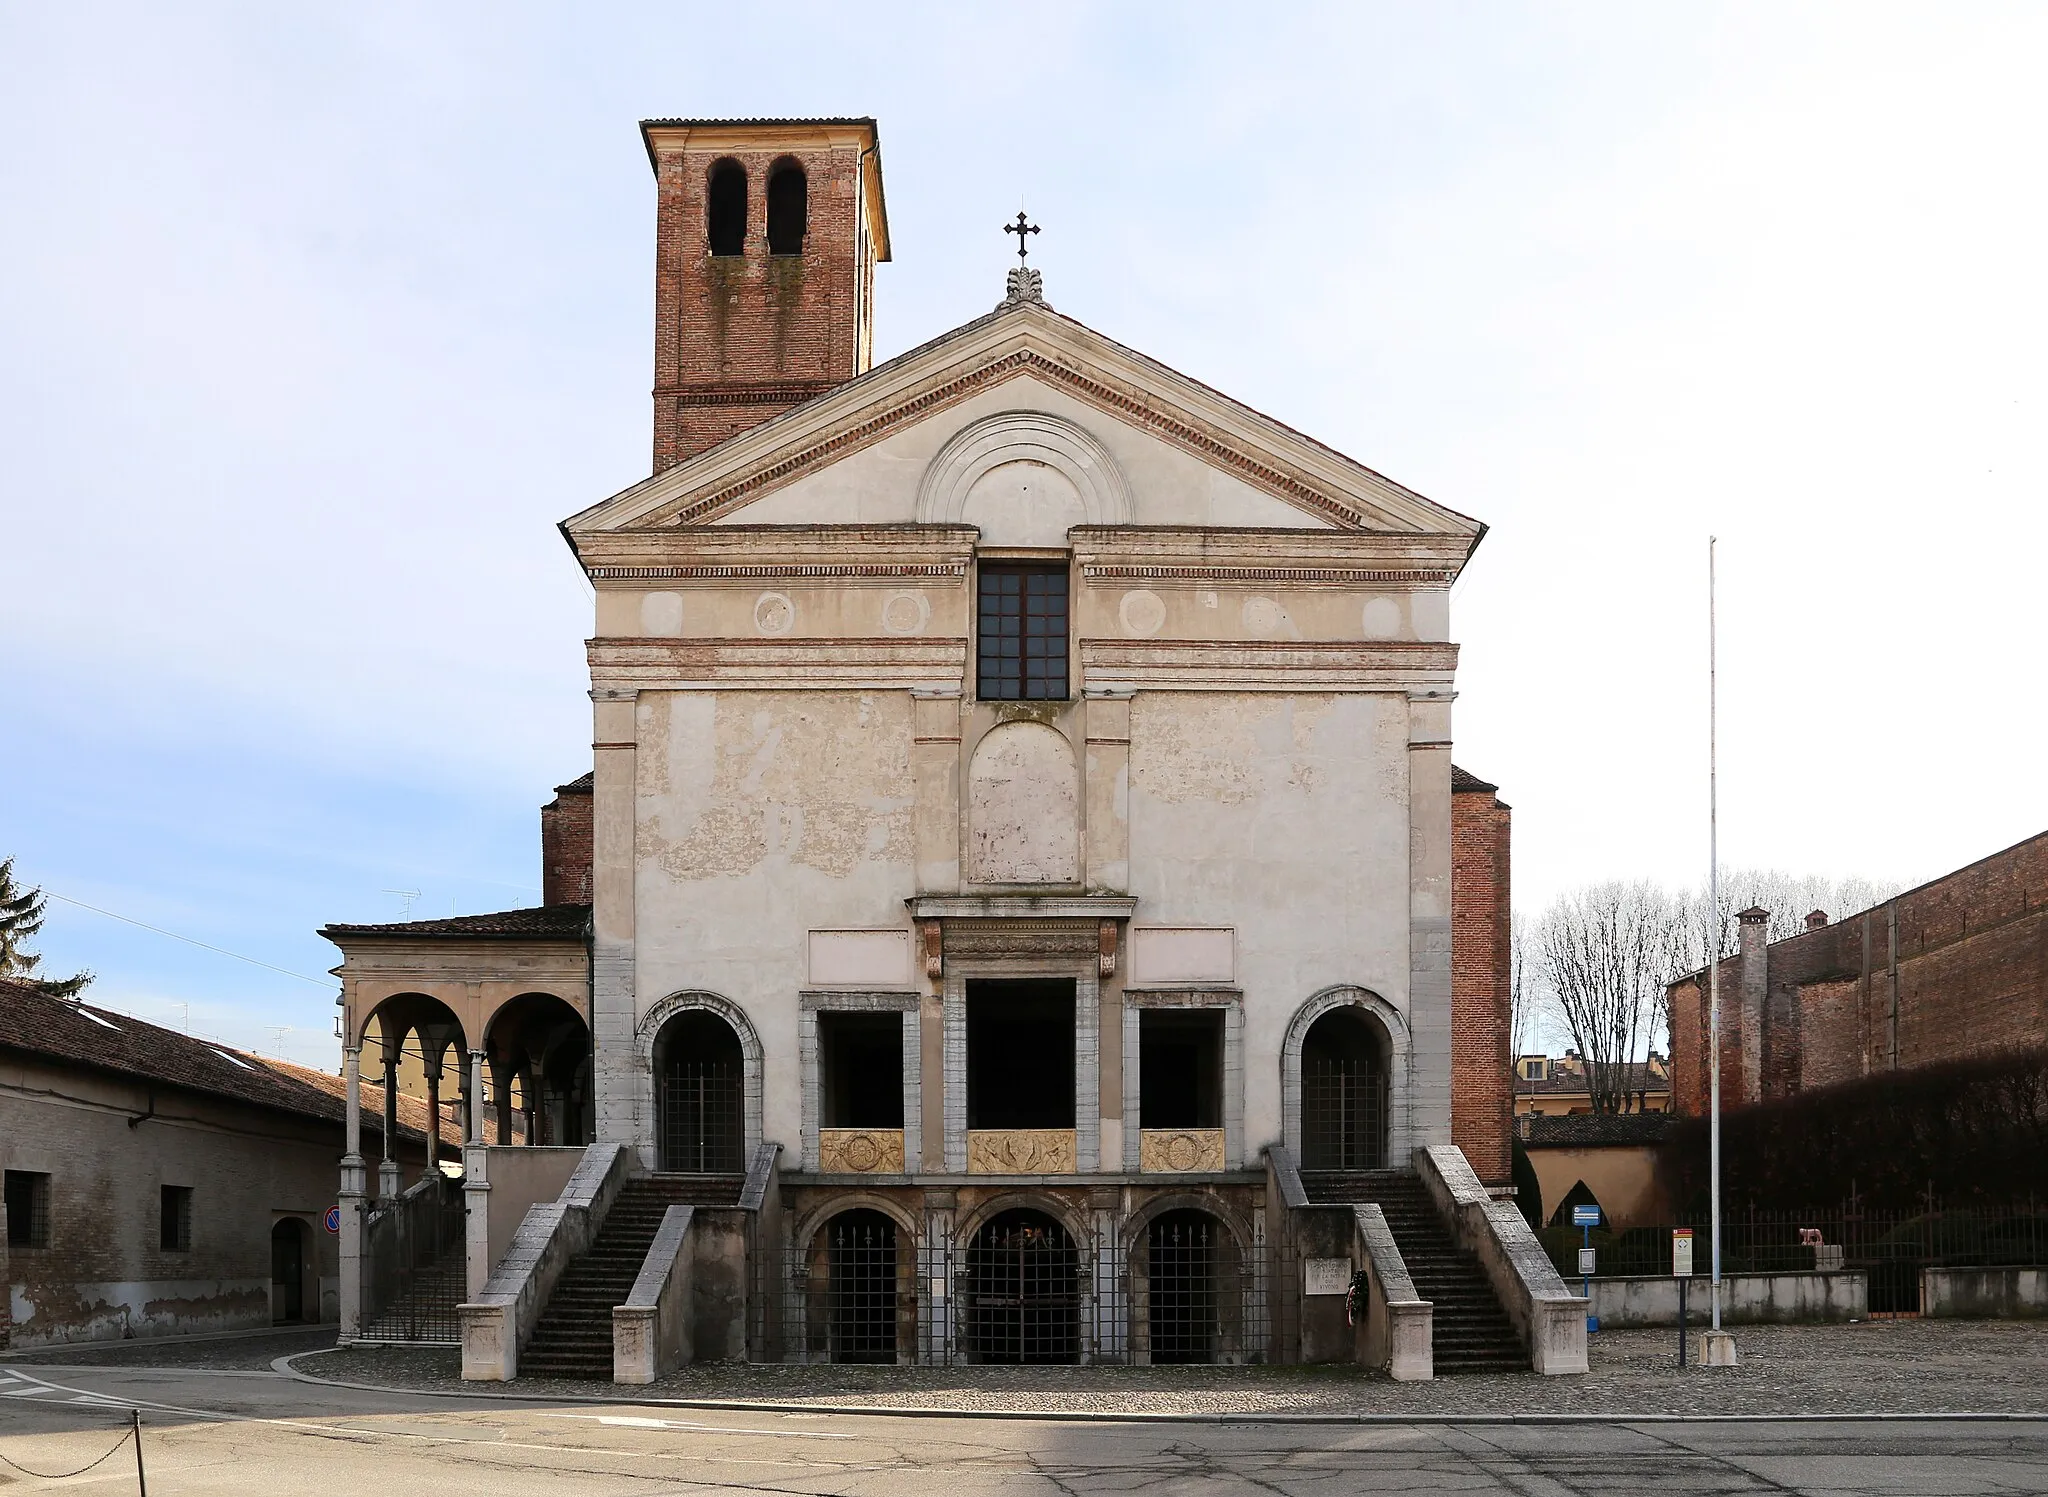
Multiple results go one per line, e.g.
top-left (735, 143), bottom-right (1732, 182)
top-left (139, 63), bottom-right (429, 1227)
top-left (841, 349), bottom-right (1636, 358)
top-left (270, 1219), bottom-right (307, 1324)
top-left (1145, 1210), bottom-right (1223, 1363)
top-left (823, 1210), bottom-right (900, 1363)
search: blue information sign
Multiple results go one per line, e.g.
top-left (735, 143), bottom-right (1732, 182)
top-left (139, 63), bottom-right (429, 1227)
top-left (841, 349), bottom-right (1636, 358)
top-left (1572, 1204), bottom-right (1602, 1227)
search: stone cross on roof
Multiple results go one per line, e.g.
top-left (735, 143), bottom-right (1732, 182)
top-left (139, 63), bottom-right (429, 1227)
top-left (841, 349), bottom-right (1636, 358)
top-left (1000, 212), bottom-right (1047, 308)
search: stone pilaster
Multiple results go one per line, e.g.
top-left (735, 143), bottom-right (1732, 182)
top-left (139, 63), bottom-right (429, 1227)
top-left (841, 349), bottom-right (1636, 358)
top-left (911, 689), bottom-right (962, 894)
top-left (591, 690), bottom-right (641, 1153)
top-left (1083, 690), bottom-right (1132, 892)
top-left (1406, 691), bottom-right (1455, 1152)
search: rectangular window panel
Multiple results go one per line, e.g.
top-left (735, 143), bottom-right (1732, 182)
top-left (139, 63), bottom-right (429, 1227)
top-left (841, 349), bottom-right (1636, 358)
top-left (160, 1185), bottom-right (193, 1252)
top-left (977, 563), bottom-right (1068, 701)
top-left (4, 1170), bottom-right (50, 1249)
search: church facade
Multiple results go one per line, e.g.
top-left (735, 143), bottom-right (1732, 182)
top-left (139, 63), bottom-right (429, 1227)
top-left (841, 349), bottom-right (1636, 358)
top-left (325, 118), bottom-right (1527, 1371)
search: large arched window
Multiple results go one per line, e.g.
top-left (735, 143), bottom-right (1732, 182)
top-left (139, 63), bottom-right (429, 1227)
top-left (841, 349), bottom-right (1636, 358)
top-left (766, 158), bottom-right (807, 255)
top-left (707, 159), bottom-right (747, 257)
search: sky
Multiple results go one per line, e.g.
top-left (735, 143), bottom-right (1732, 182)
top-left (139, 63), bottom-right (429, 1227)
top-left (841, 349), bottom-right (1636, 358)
top-left (3, 3), bottom-right (2043, 1071)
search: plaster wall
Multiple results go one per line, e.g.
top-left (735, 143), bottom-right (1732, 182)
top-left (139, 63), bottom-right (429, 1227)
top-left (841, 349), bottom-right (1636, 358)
top-left (711, 377), bottom-right (1332, 531)
top-left (1523, 1145), bottom-right (1672, 1230)
top-left (1126, 691), bottom-right (1419, 1156)
top-left (633, 689), bottom-right (918, 1149)
top-left (1, 1056), bottom-right (345, 1346)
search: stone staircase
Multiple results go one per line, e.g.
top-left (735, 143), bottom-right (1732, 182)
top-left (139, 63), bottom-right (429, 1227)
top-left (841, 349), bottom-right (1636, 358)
top-left (1301, 1169), bottom-right (1527, 1374)
top-left (518, 1174), bottom-right (740, 1378)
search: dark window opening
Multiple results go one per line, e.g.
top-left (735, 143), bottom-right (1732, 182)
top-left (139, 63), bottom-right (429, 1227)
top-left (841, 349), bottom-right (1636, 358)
top-left (962, 1209), bottom-right (1080, 1363)
top-left (1140, 1010), bottom-right (1223, 1129)
top-left (160, 1185), bottom-right (192, 1252)
top-left (4, 1170), bottom-right (49, 1249)
top-left (656, 1010), bottom-right (746, 1173)
top-left (271, 1218), bottom-right (306, 1323)
top-left (966, 980), bottom-right (1075, 1129)
top-left (1300, 1007), bottom-right (1389, 1170)
top-left (976, 563), bottom-right (1068, 701)
top-left (707, 160), bottom-right (747, 256)
top-left (819, 1012), bottom-right (904, 1128)
top-left (824, 1209), bottom-right (898, 1363)
top-left (767, 160), bottom-right (807, 255)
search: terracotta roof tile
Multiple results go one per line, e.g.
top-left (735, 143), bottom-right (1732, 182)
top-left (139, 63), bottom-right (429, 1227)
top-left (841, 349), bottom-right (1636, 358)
top-left (319, 904), bottom-right (590, 940)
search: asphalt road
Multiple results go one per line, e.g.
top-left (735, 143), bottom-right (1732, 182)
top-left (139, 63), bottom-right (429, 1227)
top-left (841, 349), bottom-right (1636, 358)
top-left (3, 1360), bottom-right (2046, 1495)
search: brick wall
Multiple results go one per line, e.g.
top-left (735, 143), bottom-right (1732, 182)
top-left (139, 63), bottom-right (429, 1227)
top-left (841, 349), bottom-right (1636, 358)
top-left (1451, 766), bottom-right (1512, 1184)
top-left (1670, 830), bottom-right (2048, 1114)
top-left (649, 134), bottom-right (877, 472)
top-left (540, 775), bottom-right (593, 907)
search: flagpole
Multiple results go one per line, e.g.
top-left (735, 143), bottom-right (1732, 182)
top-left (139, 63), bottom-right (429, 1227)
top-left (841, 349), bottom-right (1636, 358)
top-left (1707, 536), bottom-right (1725, 1343)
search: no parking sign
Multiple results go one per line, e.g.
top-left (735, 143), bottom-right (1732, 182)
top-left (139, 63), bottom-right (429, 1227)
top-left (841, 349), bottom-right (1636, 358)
top-left (323, 1205), bottom-right (342, 1235)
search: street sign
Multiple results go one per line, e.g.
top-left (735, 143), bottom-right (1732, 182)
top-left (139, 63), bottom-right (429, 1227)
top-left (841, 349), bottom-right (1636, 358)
top-left (1672, 1227), bottom-right (1694, 1277)
top-left (1572, 1204), bottom-right (1602, 1227)
top-left (323, 1205), bottom-right (341, 1235)
top-left (1578, 1247), bottom-right (1597, 1276)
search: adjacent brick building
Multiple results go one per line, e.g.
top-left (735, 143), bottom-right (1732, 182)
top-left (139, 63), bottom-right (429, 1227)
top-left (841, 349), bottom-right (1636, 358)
top-left (1451, 766), bottom-right (1513, 1183)
top-left (1668, 830), bottom-right (2048, 1115)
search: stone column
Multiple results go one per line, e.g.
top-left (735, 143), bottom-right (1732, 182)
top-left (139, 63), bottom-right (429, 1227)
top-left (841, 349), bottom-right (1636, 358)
top-left (379, 1049), bottom-right (403, 1201)
top-left (1405, 691), bottom-right (1456, 1157)
top-left (338, 1044), bottom-right (367, 1341)
top-left (463, 1048), bottom-right (492, 1300)
top-left (424, 1053), bottom-right (443, 1175)
top-left (492, 1056), bottom-right (514, 1145)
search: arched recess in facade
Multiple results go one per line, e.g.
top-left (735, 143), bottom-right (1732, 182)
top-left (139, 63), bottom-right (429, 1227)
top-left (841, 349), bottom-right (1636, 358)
top-left (788, 1197), bottom-right (919, 1366)
top-left (482, 992), bottom-right (592, 1147)
top-left (357, 993), bottom-right (467, 1169)
top-left (1280, 986), bottom-right (1410, 1170)
top-left (635, 991), bottom-right (762, 1173)
top-left (1121, 1195), bottom-right (1256, 1366)
top-left (952, 1194), bottom-right (1094, 1366)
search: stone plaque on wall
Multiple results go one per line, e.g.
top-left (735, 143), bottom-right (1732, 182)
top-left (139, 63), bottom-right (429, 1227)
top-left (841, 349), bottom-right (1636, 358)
top-left (1139, 1128), bottom-right (1227, 1173)
top-left (1303, 1258), bottom-right (1353, 1296)
top-left (966, 1128), bottom-right (1078, 1175)
top-left (1129, 927), bottom-right (1236, 986)
top-left (807, 929), bottom-right (913, 988)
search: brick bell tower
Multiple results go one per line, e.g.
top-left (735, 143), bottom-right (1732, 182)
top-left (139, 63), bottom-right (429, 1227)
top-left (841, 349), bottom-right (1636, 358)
top-left (641, 118), bottom-right (890, 474)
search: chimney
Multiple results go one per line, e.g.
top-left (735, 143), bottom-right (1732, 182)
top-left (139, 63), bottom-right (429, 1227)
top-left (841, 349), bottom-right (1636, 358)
top-left (1805, 909), bottom-right (1829, 931)
top-left (1738, 906), bottom-right (1770, 1103)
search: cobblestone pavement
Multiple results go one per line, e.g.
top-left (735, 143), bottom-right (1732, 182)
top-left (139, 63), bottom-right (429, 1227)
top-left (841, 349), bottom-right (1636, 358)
top-left (294, 1320), bottom-right (2048, 1417)
top-left (0, 1324), bottom-right (335, 1371)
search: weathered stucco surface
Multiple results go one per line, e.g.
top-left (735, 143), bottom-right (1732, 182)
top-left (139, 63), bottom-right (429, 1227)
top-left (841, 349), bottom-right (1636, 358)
top-left (966, 720), bottom-right (1081, 884)
top-left (1128, 692), bottom-right (1415, 1153)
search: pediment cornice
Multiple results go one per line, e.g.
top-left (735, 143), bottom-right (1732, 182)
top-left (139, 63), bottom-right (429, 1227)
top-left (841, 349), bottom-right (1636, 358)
top-left (565, 305), bottom-right (1483, 544)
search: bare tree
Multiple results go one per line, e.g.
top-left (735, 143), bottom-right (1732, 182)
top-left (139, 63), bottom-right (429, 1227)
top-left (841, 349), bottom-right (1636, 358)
top-left (1534, 881), bottom-right (1684, 1114)
top-left (1668, 868), bottom-right (1911, 977)
top-left (1509, 910), bottom-right (1534, 1061)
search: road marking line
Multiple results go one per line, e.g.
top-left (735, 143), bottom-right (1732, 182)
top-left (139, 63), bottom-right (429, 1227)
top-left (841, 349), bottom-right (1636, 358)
top-left (547, 1413), bottom-right (858, 1439)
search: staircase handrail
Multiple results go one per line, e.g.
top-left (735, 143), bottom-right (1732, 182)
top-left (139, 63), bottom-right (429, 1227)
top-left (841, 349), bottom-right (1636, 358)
top-left (614, 1204), bottom-right (696, 1383)
top-left (1352, 1204), bottom-right (1431, 1380)
top-left (1418, 1144), bottom-right (1588, 1375)
top-left (1263, 1144), bottom-right (1311, 1210)
top-left (458, 1140), bottom-right (633, 1380)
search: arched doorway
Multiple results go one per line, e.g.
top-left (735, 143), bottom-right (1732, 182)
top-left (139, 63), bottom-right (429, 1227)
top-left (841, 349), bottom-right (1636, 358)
top-left (818, 1209), bottom-right (900, 1364)
top-left (271, 1218), bottom-right (308, 1324)
top-left (1300, 1006), bottom-right (1391, 1170)
top-left (1142, 1209), bottom-right (1226, 1363)
top-left (961, 1208), bottom-right (1081, 1364)
top-left (654, 1010), bottom-right (746, 1174)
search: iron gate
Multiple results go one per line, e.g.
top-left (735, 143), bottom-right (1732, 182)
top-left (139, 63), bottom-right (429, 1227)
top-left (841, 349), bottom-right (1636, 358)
top-left (1301, 1057), bottom-right (1388, 1169)
top-left (659, 1060), bottom-right (744, 1174)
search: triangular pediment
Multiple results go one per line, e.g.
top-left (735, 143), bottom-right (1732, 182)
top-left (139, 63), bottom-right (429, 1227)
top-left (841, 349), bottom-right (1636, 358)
top-left (564, 300), bottom-right (1483, 545)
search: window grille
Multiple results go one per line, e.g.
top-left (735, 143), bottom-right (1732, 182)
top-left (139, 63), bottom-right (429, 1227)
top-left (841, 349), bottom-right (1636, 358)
top-left (3, 1171), bottom-right (49, 1249)
top-left (976, 564), bottom-right (1068, 701)
top-left (1301, 1055), bottom-right (1388, 1169)
top-left (660, 1059), bottom-right (745, 1174)
top-left (1144, 1211), bottom-right (1221, 1363)
top-left (959, 1210), bottom-right (1081, 1363)
top-left (825, 1212), bottom-right (899, 1363)
top-left (160, 1185), bottom-right (192, 1252)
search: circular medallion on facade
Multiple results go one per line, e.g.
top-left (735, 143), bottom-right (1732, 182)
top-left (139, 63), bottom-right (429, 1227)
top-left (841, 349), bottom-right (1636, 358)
top-left (1164, 1132), bottom-right (1201, 1171)
top-left (754, 591), bottom-right (795, 635)
top-left (881, 590), bottom-right (931, 635)
top-left (1242, 595), bottom-right (1283, 638)
top-left (840, 1132), bottom-right (883, 1172)
top-left (1361, 596), bottom-right (1403, 640)
top-left (1118, 588), bottom-right (1166, 638)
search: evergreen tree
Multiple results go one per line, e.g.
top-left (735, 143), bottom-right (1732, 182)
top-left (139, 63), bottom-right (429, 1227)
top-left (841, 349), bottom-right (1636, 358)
top-left (0, 857), bottom-right (93, 999)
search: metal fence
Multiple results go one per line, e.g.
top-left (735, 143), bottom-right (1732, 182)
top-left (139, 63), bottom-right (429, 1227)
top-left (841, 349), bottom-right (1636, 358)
top-left (754, 1210), bottom-right (1273, 1365)
top-left (1537, 1203), bottom-right (2048, 1315)
top-left (359, 1171), bottom-right (466, 1343)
